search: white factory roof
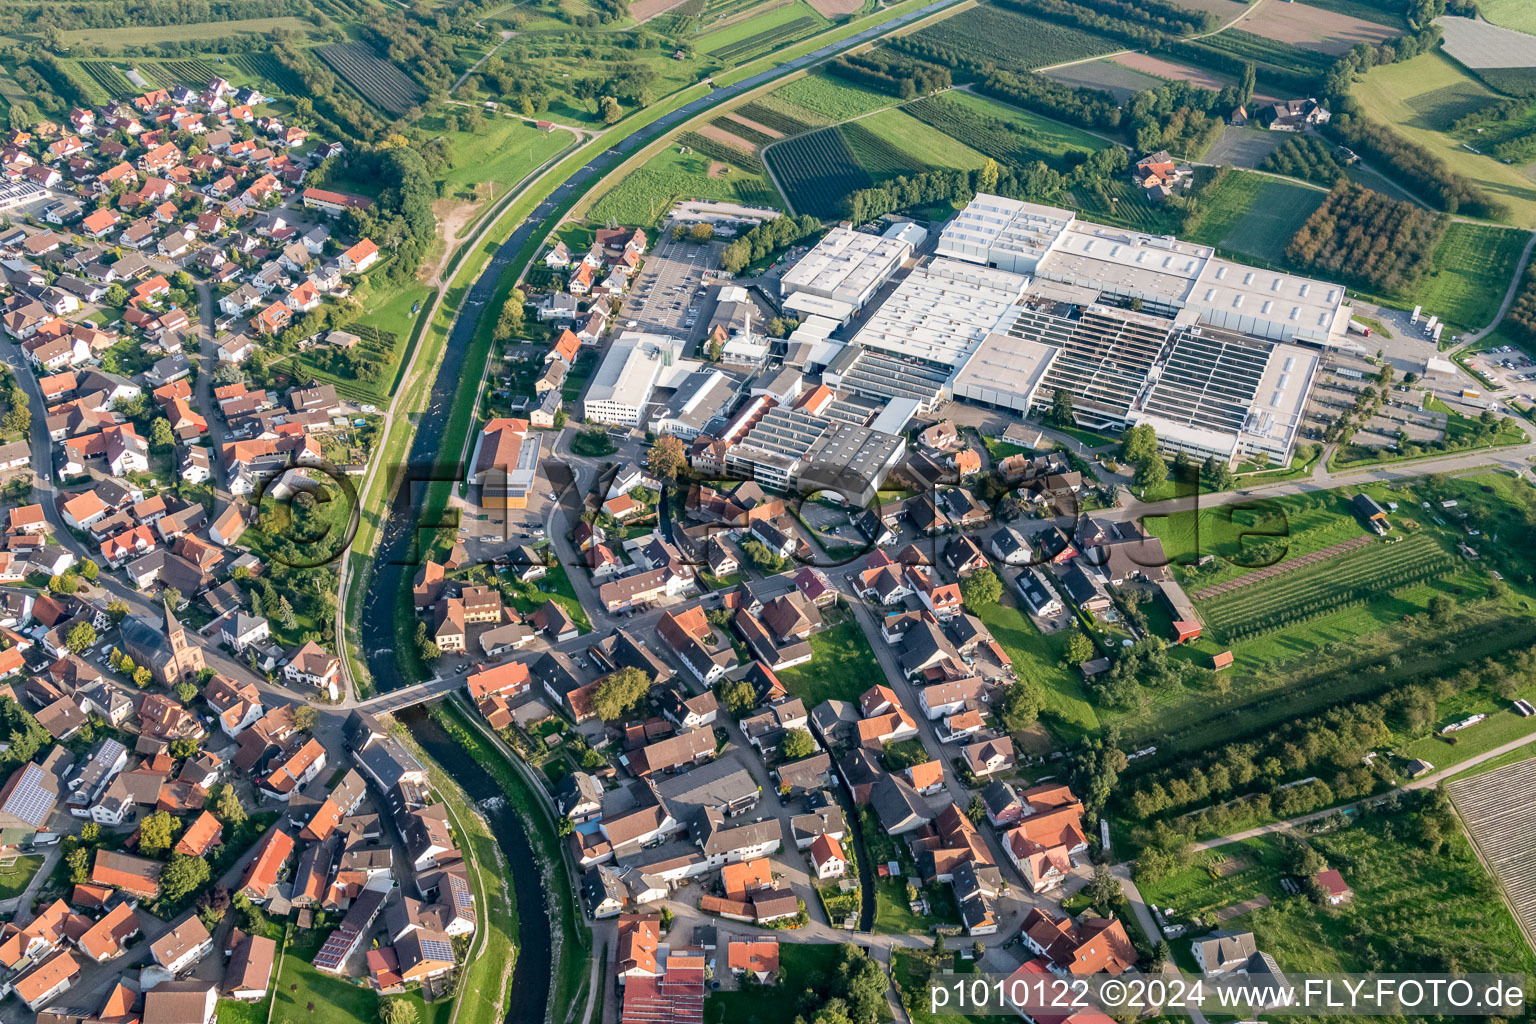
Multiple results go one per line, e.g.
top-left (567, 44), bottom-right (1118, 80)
top-left (1037, 222), bottom-right (1209, 305)
top-left (951, 332), bottom-right (1058, 412)
top-left (783, 292), bottom-right (857, 323)
top-left (1187, 259), bottom-right (1347, 345)
top-left (779, 225), bottom-right (914, 307)
top-left (851, 258), bottom-right (1030, 367)
top-left (936, 195), bottom-right (1075, 271)
top-left (1240, 342), bottom-right (1319, 452)
top-left (585, 332), bottom-right (700, 411)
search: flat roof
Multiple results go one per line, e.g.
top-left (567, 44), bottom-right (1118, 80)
top-left (851, 258), bottom-right (1029, 367)
top-left (936, 195), bottom-right (1075, 268)
top-left (780, 226), bottom-right (913, 306)
top-left (951, 332), bottom-right (1058, 410)
top-left (585, 332), bottom-right (700, 412)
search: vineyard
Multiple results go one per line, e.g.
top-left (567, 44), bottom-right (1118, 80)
top-left (904, 92), bottom-right (1103, 169)
top-left (678, 130), bottom-right (765, 174)
top-left (1068, 177), bottom-right (1182, 234)
top-left (150, 58), bottom-right (222, 88)
top-left (1197, 534), bottom-right (1459, 643)
top-left (77, 61), bottom-right (135, 99)
top-left (839, 120), bottom-right (931, 178)
top-left (1189, 28), bottom-right (1332, 71)
top-left (229, 52), bottom-right (309, 97)
top-left (317, 41), bottom-right (426, 116)
top-left (901, 5), bottom-right (1117, 73)
top-left (707, 14), bottom-right (821, 61)
top-left (763, 126), bottom-right (871, 218)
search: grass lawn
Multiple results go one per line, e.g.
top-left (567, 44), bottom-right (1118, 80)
top-left (1184, 170), bottom-right (1325, 264)
top-left (770, 69), bottom-right (892, 122)
top-left (891, 949), bottom-right (992, 1024)
top-left (0, 855), bottom-right (42, 901)
top-left (706, 942), bottom-right (851, 1024)
top-left (504, 562), bottom-right (593, 633)
top-left (975, 597), bottom-right (1099, 740)
top-left (1354, 52), bottom-right (1536, 228)
top-left (695, 1), bottom-right (829, 58)
top-left (1479, 0), bottom-right (1536, 33)
top-left (1443, 742), bottom-right (1536, 782)
top-left (273, 930), bottom-right (381, 1024)
top-left (58, 16), bottom-right (316, 45)
top-left (873, 877), bottom-right (961, 935)
top-left (852, 108), bottom-right (991, 172)
top-left (776, 614), bottom-right (882, 705)
top-left (429, 114), bottom-right (578, 206)
top-left (215, 995), bottom-right (273, 1024)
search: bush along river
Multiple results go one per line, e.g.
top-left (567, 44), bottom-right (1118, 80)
top-left (398, 704), bottom-right (553, 1024)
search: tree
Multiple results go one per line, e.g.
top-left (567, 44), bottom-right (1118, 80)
top-left (1050, 387), bottom-right (1075, 426)
top-left (104, 283), bottom-right (128, 307)
top-left (161, 853), bottom-right (210, 903)
top-left (780, 728), bottom-right (815, 760)
top-left (173, 682), bottom-right (198, 705)
top-left (1200, 455), bottom-right (1234, 492)
top-left (132, 666), bottom-right (153, 688)
top-left (599, 96), bottom-right (623, 124)
top-left (494, 290), bottom-right (527, 342)
top-left (65, 621), bottom-right (97, 654)
top-left (1119, 424), bottom-right (1159, 466)
top-left (80, 822), bottom-right (101, 844)
top-left (215, 784), bottom-right (247, 827)
top-left (107, 599), bottom-right (129, 623)
top-left (78, 559), bottom-right (99, 581)
top-left (1087, 864), bottom-right (1123, 911)
top-left (1000, 680), bottom-right (1043, 734)
top-left (66, 846), bottom-right (90, 884)
top-left (1428, 594), bottom-right (1454, 624)
top-left (647, 434), bottom-right (686, 481)
top-left (139, 810), bottom-right (178, 856)
top-left (151, 417), bottom-right (175, 450)
top-left (717, 678), bottom-right (757, 717)
top-left (590, 666), bottom-right (651, 722)
top-left (379, 998), bottom-right (418, 1024)
top-left (1064, 630), bottom-right (1096, 665)
top-left (959, 567), bottom-right (1002, 609)
top-left (276, 596), bottom-right (298, 630)
top-left (688, 223), bottom-right (714, 243)
top-left (169, 736), bottom-right (200, 759)
top-left (966, 794), bottom-right (986, 822)
top-left (293, 704), bottom-right (318, 732)
top-left (48, 572), bottom-right (77, 595)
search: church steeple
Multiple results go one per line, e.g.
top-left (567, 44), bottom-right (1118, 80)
top-left (164, 597), bottom-right (186, 652)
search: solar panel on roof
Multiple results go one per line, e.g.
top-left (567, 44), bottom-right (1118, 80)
top-left (419, 938), bottom-right (455, 962)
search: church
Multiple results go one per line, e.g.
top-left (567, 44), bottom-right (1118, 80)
top-left (120, 600), bottom-right (206, 686)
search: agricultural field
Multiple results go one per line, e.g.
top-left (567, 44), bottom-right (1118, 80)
top-left (1285, 0), bottom-right (1403, 25)
top-left (1390, 222), bottom-right (1531, 335)
top-left (1164, 0), bottom-right (1248, 21)
top-left (1238, 0), bottom-right (1399, 54)
top-left (1437, 15), bottom-right (1536, 69)
top-left (905, 91), bottom-right (1108, 169)
top-left (1193, 28), bottom-right (1335, 73)
top-left (57, 15), bottom-right (318, 46)
top-left (770, 71), bottom-right (893, 123)
top-left (694, 1), bottom-right (829, 61)
top-left (901, 5), bottom-right (1120, 74)
top-left (740, 96), bottom-right (828, 133)
top-left (1476, 0), bottom-right (1536, 37)
top-left (1043, 58), bottom-right (1164, 104)
top-left (1067, 177), bottom-right (1184, 235)
top-left (1355, 52), bottom-right (1536, 228)
top-left (1183, 170), bottom-right (1326, 263)
top-left (317, 40), bottom-right (427, 116)
top-left (1110, 52), bottom-right (1230, 92)
top-left (590, 144), bottom-right (781, 225)
top-left (763, 126), bottom-right (871, 218)
top-left (844, 108), bottom-right (990, 175)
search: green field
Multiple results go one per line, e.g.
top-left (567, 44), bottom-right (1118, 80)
top-left (1068, 177), bottom-right (1184, 235)
top-left (1480, 0), bottom-right (1536, 33)
top-left (777, 613), bottom-right (883, 706)
top-left (588, 143), bottom-right (781, 225)
top-left (695, 1), bottom-right (829, 59)
top-left (976, 597), bottom-right (1100, 740)
top-left (772, 70), bottom-right (894, 123)
top-left (57, 16), bottom-right (318, 45)
top-left (1184, 170), bottom-right (1326, 263)
top-left (706, 943), bottom-right (855, 1024)
top-left (274, 929), bottom-right (447, 1024)
top-left (901, 4), bottom-right (1119, 73)
top-left (1355, 52), bottom-right (1536, 228)
top-left (1395, 222), bottom-right (1530, 334)
top-left (906, 90), bottom-right (1107, 169)
top-left (429, 115), bottom-right (578, 204)
top-left (843, 108), bottom-right (990, 176)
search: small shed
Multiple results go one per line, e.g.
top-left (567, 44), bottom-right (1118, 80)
top-left (1352, 493), bottom-right (1386, 522)
top-left (1211, 650), bottom-right (1235, 670)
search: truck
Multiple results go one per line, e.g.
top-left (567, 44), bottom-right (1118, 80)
top-left (1411, 305), bottom-right (1422, 324)
top-left (1462, 389), bottom-right (1481, 399)
top-left (1432, 323), bottom-right (1444, 344)
top-left (1347, 318), bottom-right (1373, 337)
top-left (1425, 315), bottom-right (1439, 335)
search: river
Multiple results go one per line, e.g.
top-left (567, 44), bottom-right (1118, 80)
top-left (398, 706), bottom-right (554, 1024)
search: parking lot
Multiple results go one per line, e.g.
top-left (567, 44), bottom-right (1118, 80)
top-left (622, 231), bottom-right (724, 347)
top-left (1465, 344), bottom-right (1536, 405)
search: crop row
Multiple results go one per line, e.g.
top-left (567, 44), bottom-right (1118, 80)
top-left (678, 130), bottom-right (765, 175)
top-left (77, 61), bottom-right (134, 99)
top-left (763, 126), bottom-right (871, 219)
top-left (711, 116), bottom-right (775, 149)
top-left (1201, 542), bottom-right (1449, 621)
top-left (229, 52), bottom-right (308, 97)
top-left (904, 95), bottom-right (1036, 164)
top-left (737, 100), bottom-right (818, 135)
top-left (906, 5), bottom-right (1114, 73)
top-left (317, 42), bottom-right (425, 116)
top-left (152, 59), bottom-right (220, 88)
top-left (1205, 561), bottom-right (1458, 637)
top-left (708, 15), bottom-right (820, 62)
top-left (839, 121), bottom-right (929, 178)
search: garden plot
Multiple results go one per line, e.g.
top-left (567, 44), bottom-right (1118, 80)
top-left (317, 41), bottom-right (425, 115)
top-left (1043, 59), bottom-right (1163, 103)
top-left (1111, 52), bottom-right (1230, 91)
top-left (1239, 0), bottom-right (1400, 54)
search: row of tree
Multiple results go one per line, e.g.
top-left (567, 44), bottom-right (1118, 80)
top-left (1322, 112), bottom-right (1503, 219)
top-left (1285, 181), bottom-right (1448, 293)
top-left (719, 212), bottom-right (821, 274)
top-left (1259, 134), bottom-right (1348, 186)
top-left (828, 51), bottom-right (952, 100)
